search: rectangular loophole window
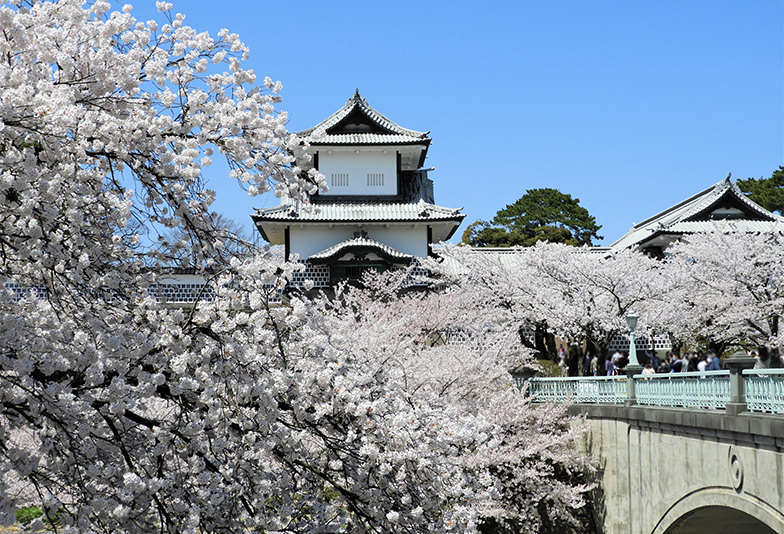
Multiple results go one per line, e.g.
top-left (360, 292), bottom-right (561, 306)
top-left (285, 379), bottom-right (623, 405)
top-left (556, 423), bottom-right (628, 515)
top-left (367, 173), bottom-right (384, 186)
top-left (331, 173), bottom-right (349, 187)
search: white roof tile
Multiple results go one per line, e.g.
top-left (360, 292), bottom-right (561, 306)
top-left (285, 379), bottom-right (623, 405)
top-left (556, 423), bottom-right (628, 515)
top-left (253, 199), bottom-right (463, 222)
top-left (309, 236), bottom-right (412, 262)
top-left (610, 178), bottom-right (784, 251)
top-left (309, 133), bottom-right (426, 145)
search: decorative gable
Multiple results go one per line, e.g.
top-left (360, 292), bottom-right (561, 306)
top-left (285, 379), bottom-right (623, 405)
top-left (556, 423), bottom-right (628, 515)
top-left (309, 231), bottom-right (413, 265)
top-left (328, 106), bottom-right (389, 135)
top-left (610, 177), bottom-right (784, 254)
top-left (295, 90), bottom-right (430, 173)
top-left (686, 188), bottom-right (775, 222)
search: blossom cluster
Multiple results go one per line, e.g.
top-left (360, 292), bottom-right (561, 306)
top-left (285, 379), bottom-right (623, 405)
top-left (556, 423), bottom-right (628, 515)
top-left (0, 2), bottom-right (592, 533)
top-left (433, 229), bottom-right (784, 358)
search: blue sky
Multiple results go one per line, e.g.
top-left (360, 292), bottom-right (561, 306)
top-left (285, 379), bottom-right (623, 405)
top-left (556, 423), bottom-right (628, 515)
top-left (132, 1), bottom-right (782, 246)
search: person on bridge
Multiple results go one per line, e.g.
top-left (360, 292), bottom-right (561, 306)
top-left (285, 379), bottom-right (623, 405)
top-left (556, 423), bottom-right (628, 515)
top-left (648, 350), bottom-right (661, 372)
top-left (669, 353), bottom-right (684, 373)
top-left (606, 352), bottom-right (620, 375)
top-left (754, 347), bottom-right (771, 369)
top-left (706, 351), bottom-right (722, 371)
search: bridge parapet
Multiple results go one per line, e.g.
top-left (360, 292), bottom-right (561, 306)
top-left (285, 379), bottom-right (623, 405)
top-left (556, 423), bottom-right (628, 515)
top-left (744, 368), bottom-right (784, 414)
top-left (522, 354), bottom-right (784, 416)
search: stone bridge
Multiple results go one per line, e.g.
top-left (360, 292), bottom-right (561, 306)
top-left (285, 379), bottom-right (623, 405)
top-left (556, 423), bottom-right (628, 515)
top-left (571, 404), bottom-right (783, 534)
top-left (525, 354), bottom-right (784, 533)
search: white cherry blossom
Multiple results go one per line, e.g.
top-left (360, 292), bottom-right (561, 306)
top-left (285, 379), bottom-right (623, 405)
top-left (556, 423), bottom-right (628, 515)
top-left (0, 2), bottom-right (593, 533)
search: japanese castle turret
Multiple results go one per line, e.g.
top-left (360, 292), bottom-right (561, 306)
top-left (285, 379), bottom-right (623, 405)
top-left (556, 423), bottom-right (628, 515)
top-left (252, 91), bottom-right (464, 287)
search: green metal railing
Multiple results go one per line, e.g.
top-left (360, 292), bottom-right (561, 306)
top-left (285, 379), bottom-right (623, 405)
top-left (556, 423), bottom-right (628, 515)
top-left (526, 369), bottom-right (784, 415)
top-left (635, 371), bottom-right (730, 410)
top-left (528, 376), bottom-right (627, 404)
top-left (743, 369), bottom-right (784, 414)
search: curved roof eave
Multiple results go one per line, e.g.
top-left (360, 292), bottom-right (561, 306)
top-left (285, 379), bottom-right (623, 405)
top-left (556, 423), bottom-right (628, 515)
top-left (252, 200), bottom-right (465, 224)
top-left (295, 90), bottom-right (430, 140)
top-left (308, 237), bottom-right (413, 265)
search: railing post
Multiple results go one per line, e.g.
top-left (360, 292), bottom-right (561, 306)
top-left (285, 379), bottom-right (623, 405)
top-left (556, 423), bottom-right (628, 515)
top-left (725, 352), bottom-right (756, 416)
top-left (623, 363), bottom-right (643, 406)
top-left (510, 366), bottom-right (538, 396)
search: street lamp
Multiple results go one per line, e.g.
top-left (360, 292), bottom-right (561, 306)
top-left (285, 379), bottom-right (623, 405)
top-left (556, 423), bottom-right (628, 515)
top-left (626, 310), bottom-right (639, 367)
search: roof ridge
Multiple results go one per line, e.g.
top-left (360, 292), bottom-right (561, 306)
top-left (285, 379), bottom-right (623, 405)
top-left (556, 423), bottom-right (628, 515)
top-left (294, 91), bottom-right (429, 139)
top-left (630, 178), bottom-right (725, 230)
top-left (660, 178), bottom-right (733, 227)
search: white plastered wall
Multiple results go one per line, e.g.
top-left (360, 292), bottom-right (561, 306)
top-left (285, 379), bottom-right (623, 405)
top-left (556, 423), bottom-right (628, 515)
top-left (318, 149), bottom-right (397, 196)
top-left (289, 224), bottom-right (428, 259)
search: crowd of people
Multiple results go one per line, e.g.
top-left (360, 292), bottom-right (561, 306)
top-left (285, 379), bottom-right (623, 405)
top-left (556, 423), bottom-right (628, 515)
top-left (555, 344), bottom-right (783, 377)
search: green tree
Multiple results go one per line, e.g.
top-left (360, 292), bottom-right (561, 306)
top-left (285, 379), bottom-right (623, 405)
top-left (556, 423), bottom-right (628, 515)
top-left (461, 220), bottom-right (525, 247)
top-left (462, 188), bottom-right (602, 247)
top-left (737, 166), bottom-right (784, 215)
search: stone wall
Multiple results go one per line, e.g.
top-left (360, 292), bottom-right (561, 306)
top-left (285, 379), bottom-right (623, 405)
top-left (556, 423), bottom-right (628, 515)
top-left (570, 405), bottom-right (784, 533)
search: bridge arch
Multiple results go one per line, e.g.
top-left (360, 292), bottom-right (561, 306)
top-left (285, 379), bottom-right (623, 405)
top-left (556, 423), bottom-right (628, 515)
top-left (652, 488), bottom-right (784, 534)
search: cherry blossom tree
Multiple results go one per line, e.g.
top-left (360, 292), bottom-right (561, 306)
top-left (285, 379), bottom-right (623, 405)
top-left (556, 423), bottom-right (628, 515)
top-left (304, 272), bottom-right (595, 533)
top-left (0, 2), bottom-right (594, 533)
top-left (433, 243), bottom-right (674, 362)
top-left (439, 230), bottom-right (784, 364)
top-left (664, 228), bottom-right (784, 356)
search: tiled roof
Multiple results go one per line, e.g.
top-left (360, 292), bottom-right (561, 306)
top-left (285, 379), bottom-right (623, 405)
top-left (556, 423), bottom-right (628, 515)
top-left (610, 178), bottom-right (784, 251)
top-left (309, 236), bottom-right (413, 263)
top-left (296, 91), bottom-right (430, 145)
top-left (253, 199), bottom-right (463, 223)
top-left (308, 133), bottom-right (427, 145)
top-left (665, 220), bottom-right (784, 233)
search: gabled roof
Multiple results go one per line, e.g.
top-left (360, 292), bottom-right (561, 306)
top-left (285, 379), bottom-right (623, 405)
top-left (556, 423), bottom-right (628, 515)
top-left (295, 90), bottom-right (431, 147)
top-left (308, 234), bottom-right (413, 264)
top-left (610, 177), bottom-right (784, 251)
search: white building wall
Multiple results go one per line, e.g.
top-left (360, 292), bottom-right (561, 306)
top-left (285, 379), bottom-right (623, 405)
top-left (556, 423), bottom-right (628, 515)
top-left (374, 226), bottom-right (428, 257)
top-left (318, 149), bottom-right (397, 196)
top-left (157, 274), bottom-right (206, 285)
top-left (289, 224), bottom-right (428, 259)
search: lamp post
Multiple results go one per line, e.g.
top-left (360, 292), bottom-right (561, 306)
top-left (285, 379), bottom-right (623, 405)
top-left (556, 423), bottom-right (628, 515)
top-left (626, 310), bottom-right (639, 367)
top-left (623, 310), bottom-right (643, 406)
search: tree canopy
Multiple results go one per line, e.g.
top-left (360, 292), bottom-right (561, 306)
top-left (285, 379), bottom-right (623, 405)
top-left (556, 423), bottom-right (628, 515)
top-left (439, 228), bottom-right (784, 363)
top-left (462, 188), bottom-right (602, 247)
top-left (0, 2), bottom-right (594, 533)
top-left (737, 166), bottom-right (784, 215)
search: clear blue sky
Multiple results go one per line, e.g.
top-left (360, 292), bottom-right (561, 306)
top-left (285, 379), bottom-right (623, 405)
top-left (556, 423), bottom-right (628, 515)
top-left (132, 0), bottom-right (783, 246)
